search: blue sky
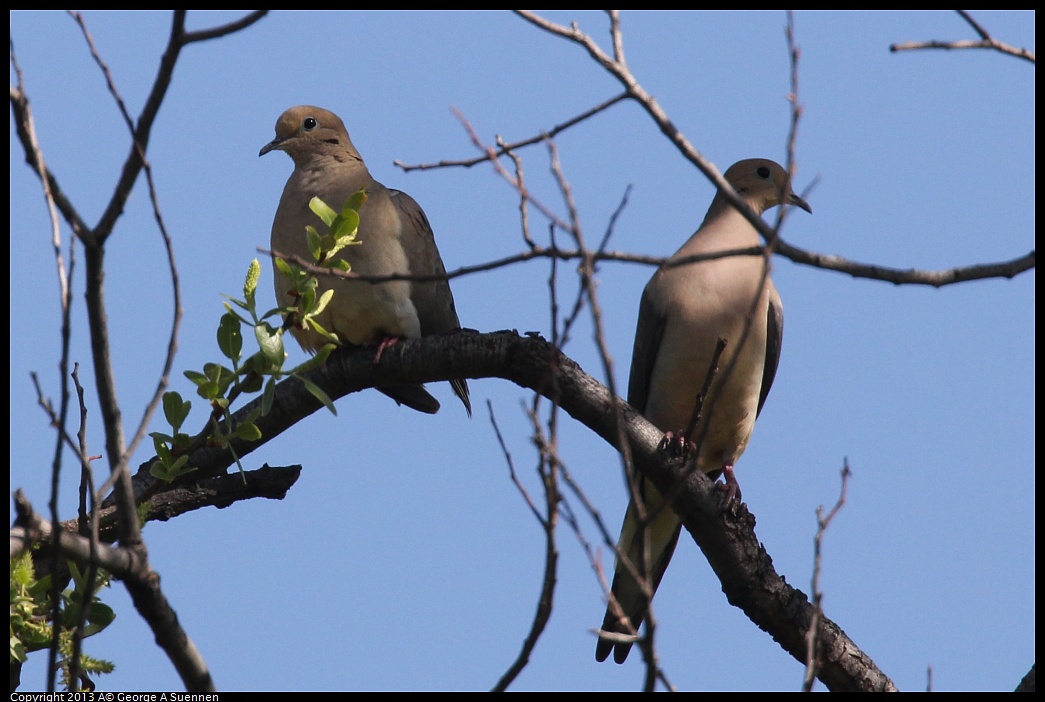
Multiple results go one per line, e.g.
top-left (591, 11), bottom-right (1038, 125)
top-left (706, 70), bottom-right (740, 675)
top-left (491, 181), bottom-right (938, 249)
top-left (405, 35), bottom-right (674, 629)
top-left (9, 10), bottom-right (1034, 692)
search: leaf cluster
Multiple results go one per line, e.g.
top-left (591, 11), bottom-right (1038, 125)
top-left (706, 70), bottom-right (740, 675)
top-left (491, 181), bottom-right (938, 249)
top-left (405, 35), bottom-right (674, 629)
top-left (149, 193), bottom-right (366, 482)
top-left (10, 551), bottom-right (116, 688)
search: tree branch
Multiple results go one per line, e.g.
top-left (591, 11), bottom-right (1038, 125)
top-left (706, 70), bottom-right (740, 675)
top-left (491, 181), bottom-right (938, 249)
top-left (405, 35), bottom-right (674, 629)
top-left (890, 10), bottom-right (1035, 64)
top-left (11, 491), bottom-right (217, 692)
top-left (89, 330), bottom-right (896, 691)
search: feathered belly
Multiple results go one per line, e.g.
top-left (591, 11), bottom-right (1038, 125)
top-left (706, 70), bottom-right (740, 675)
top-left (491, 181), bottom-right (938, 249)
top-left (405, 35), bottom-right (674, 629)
top-left (644, 315), bottom-right (766, 471)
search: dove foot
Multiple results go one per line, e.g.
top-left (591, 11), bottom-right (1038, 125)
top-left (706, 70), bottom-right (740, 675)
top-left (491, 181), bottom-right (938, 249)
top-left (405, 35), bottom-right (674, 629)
top-left (372, 335), bottom-right (404, 363)
top-left (717, 463), bottom-right (743, 506)
top-left (659, 430), bottom-right (696, 457)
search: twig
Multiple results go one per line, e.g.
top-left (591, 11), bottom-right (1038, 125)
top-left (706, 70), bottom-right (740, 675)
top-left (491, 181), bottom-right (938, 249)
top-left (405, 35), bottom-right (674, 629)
top-left (490, 402), bottom-right (560, 691)
top-left (488, 401), bottom-right (543, 525)
top-left (681, 338), bottom-right (727, 446)
top-left (890, 10), bottom-right (1035, 63)
top-left (68, 366), bottom-right (101, 691)
top-left (499, 136), bottom-right (538, 251)
top-left (453, 107), bottom-right (572, 233)
top-left (181, 9), bottom-right (267, 43)
top-left (67, 10), bottom-right (185, 480)
top-left (395, 92), bottom-right (630, 172)
top-left (775, 241), bottom-right (1034, 286)
top-left (803, 460), bottom-right (851, 692)
top-left (512, 11), bottom-right (781, 247)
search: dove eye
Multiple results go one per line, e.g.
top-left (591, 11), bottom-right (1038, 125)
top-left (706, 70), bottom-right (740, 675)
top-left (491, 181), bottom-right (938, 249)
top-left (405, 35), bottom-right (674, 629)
top-left (303, 117), bottom-right (318, 131)
top-left (756, 166), bottom-right (771, 179)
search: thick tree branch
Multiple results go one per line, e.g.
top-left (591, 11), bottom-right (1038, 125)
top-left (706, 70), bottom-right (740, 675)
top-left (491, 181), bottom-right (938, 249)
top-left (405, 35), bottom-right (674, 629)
top-left (83, 330), bottom-right (896, 691)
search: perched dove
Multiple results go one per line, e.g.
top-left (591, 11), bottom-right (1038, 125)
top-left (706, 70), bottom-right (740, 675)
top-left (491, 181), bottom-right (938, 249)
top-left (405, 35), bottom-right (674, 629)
top-left (261, 105), bottom-right (471, 416)
top-left (596, 158), bottom-right (811, 664)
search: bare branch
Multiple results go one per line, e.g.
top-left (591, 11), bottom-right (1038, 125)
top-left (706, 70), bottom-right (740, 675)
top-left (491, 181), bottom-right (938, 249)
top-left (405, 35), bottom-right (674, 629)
top-left (499, 136), bottom-right (539, 250)
top-left (513, 12), bottom-right (1035, 289)
top-left (606, 10), bottom-right (626, 66)
top-left (775, 240), bottom-right (1035, 286)
top-left (9, 48), bottom-right (68, 303)
top-left (489, 401), bottom-right (544, 525)
top-left (890, 10), bottom-right (1035, 63)
top-left (512, 11), bottom-right (781, 246)
top-left (803, 461), bottom-right (852, 692)
top-left (12, 491), bottom-right (132, 571)
top-left (68, 367), bottom-right (101, 691)
top-left (781, 9), bottom-right (803, 230)
top-left (181, 9), bottom-right (268, 43)
top-left (453, 107), bottom-right (572, 232)
top-left (396, 92), bottom-right (629, 172)
top-left (492, 403), bottom-right (560, 691)
top-left (7, 85), bottom-right (91, 238)
top-left (682, 338), bottom-right (727, 445)
top-left (66, 11), bottom-right (186, 468)
top-left (543, 135), bottom-right (679, 682)
top-left (76, 11), bottom-right (262, 241)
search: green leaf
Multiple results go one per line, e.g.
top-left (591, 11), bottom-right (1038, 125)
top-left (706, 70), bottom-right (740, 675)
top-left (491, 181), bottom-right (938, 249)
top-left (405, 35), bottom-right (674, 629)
top-left (290, 343), bottom-right (335, 374)
top-left (203, 362), bottom-right (237, 396)
top-left (331, 209), bottom-right (360, 242)
top-left (307, 318), bottom-right (339, 345)
top-left (298, 287), bottom-right (316, 315)
top-left (309, 196), bottom-right (338, 226)
top-left (151, 453), bottom-right (192, 480)
top-left (260, 305), bottom-right (289, 324)
top-left (239, 370), bottom-right (263, 394)
top-left (12, 555), bottom-right (33, 586)
top-left (195, 381), bottom-right (220, 400)
top-left (306, 226), bottom-right (322, 261)
top-left (218, 311), bottom-right (243, 362)
top-left (298, 375), bottom-right (337, 415)
top-left (170, 455), bottom-right (191, 475)
top-left (83, 601), bottom-right (116, 636)
top-left (183, 369), bottom-right (207, 385)
top-left (188, 362), bottom-right (234, 401)
top-left (150, 431), bottom-right (173, 448)
top-left (233, 422), bottom-right (262, 442)
top-left (223, 296), bottom-right (252, 314)
top-left (255, 322), bottom-right (285, 366)
top-left (343, 189), bottom-right (367, 212)
top-left (68, 561), bottom-right (85, 590)
top-left (149, 460), bottom-right (171, 481)
top-left (171, 432), bottom-right (193, 453)
top-left (162, 391), bottom-right (191, 432)
top-left (221, 300), bottom-right (254, 327)
top-left (261, 377), bottom-right (276, 415)
top-left (153, 439), bottom-right (172, 465)
top-left (274, 256), bottom-right (294, 278)
top-left (312, 288), bottom-right (334, 317)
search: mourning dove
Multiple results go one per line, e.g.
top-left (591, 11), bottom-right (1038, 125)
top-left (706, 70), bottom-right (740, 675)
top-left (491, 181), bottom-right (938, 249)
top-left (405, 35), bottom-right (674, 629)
top-left (596, 158), bottom-right (811, 664)
top-left (261, 105), bottom-right (471, 415)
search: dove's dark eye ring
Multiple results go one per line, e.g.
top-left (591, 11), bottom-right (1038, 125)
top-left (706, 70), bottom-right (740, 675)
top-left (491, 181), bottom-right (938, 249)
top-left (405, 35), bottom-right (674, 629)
top-left (303, 117), bottom-right (318, 131)
top-left (756, 166), bottom-right (771, 179)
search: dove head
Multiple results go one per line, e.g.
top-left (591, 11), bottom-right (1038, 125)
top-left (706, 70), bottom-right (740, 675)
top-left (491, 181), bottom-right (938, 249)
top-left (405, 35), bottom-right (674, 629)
top-left (721, 158), bottom-right (812, 216)
top-left (259, 105), bottom-right (360, 165)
